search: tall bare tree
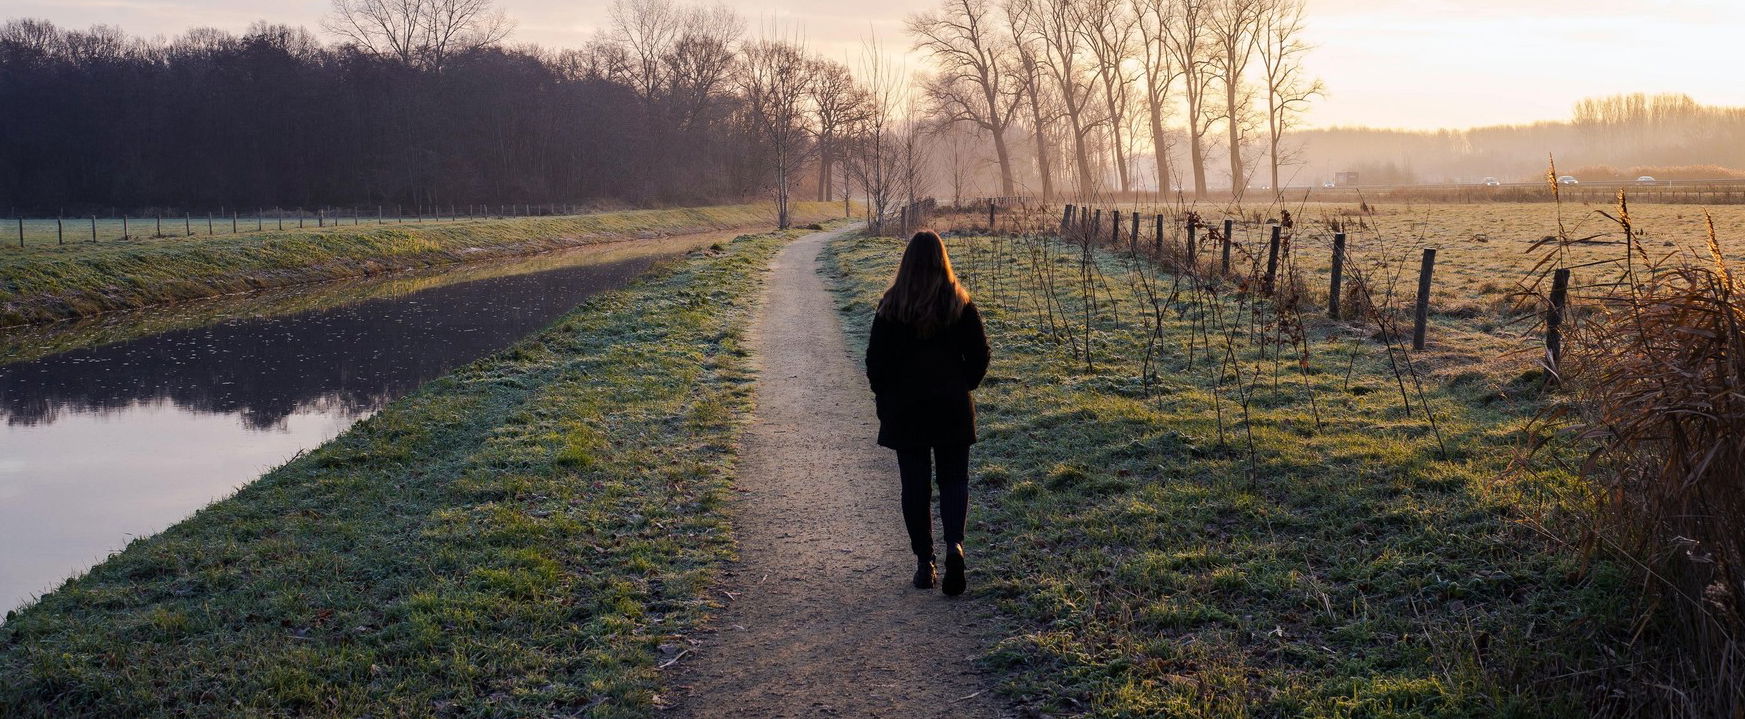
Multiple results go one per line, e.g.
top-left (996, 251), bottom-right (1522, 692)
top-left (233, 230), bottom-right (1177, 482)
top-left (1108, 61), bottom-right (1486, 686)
top-left (1255, 0), bottom-right (1320, 194)
top-left (909, 0), bottom-right (1019, 196)
top-left (1133, 0), bottom-right (1179, 193)
top-left (1003, 0), bottom-right (1058, 201)
top-left (1163, 0), bottom-right (1215, 198)
top-left (609, 0), bottom-right (682, 102)
top-left (1080, 0), bottom-right (1138, 193)
top-left (740, 36), bottom-right (814, 228)
top-left (808, 57), bottom-right (867, 201)
top-left (662, 4), bottom-right (743, 130)
top-left (849, 37), bottom-right (906, 233)
top-left (326, 0), bottom-right (512, 70)
top-left (1020, 0), bottom-right (1103, 197)
top-left (1208, 0), bottom-right (1262, 196)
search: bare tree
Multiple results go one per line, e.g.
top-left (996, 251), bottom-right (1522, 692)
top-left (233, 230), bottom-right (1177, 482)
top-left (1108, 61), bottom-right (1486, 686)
top-left (1163, 0), bottom-right (1215, 198)
top-left (1019, 0), bottom-right (1103, 197)
top-left (909, 0), bottom-right (1019, 196)
top-left (740, 36), bottom-right (814, 228)
top-left (609, 0), bottom-right (682, 101)
top-left (1255, 0), bottom-right (1320, 194)
top-left (849, 37), bottom-right (906, 233)
top-left (808, 57), bottom-right (867, 201)
top-left (325, 0), bottom-right (512, 70)
top-left (1133, 0), bottom-right (1179, 193)
top-left (663, 5), bottom-right (743, 129)
top-left (1080, 0), bottom-right (1138, 193)
top-left (1208, 0), bottom-right (1262, 197)
top-left (1003, 0), bottom-right (1058, 201)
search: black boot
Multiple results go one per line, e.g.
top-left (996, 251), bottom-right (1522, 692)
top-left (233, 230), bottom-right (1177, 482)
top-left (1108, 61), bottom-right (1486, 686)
top-left (942, 544), bottom-right (966, 597)
top-left (913, 554), bottom-right (937, 589)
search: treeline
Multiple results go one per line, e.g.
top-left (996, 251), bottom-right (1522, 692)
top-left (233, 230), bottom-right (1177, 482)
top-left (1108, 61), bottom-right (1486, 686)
top-left (0, 0), bottom-right (1331, 218)
top-left (908, 0), bottom-right (1320, 200)
top-left (0, 15), bottom-right (752, 213)
top-left (1295, 93), bottom-right (1745, 185)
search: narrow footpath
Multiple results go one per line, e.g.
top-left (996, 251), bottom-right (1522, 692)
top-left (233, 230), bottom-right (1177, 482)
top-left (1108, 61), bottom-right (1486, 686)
top-left (668, 226), bottom-right (1008, 718)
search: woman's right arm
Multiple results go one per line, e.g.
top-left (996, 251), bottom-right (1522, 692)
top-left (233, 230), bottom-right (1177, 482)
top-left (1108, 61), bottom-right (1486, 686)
top-left (959, 303), bottom-right (991, 390)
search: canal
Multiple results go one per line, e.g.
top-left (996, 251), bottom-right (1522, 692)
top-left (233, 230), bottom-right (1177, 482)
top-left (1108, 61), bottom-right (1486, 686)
top-left (0, 231), bottom-right (736, 612)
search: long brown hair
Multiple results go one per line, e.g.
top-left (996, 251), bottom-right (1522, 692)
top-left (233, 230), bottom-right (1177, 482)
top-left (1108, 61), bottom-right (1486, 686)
top-left (877, 231), bottom-right (971, 336)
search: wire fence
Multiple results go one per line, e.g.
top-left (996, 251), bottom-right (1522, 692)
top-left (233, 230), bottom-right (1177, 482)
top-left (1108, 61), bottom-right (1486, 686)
top-left (4, 203), bottom-right (593, 248)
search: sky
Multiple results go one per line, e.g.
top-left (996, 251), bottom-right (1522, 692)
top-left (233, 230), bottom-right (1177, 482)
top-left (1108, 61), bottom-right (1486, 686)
top-left (9, 0), bottom-right (1744, 130)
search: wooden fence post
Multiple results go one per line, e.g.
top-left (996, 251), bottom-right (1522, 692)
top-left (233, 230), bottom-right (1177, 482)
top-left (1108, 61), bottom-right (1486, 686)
top-left (155, 215), bottom-right (160, 237)
top-left (1546, 267), bottom-right (1571, 376)
top-left (1412, 248), bottom-right (1437, 350)
top-left (122, 215), bottom-right (128, 239)
top-left (185, 213), bottom-right (192, 235)
top-left (988, 199), bottom-right (996, 230)
top-left (1061, 204), bottom-right (1074, 235)
top-left (207, 213), bottom-right (213, 235)
top-left (1153, 214), bottom-right (1163, 254)
top-left (1329, 232), bottom-right (1347, 319)
top-left (1264, 224), bottom-right (1281, 294)
top-left (1112, 209), bottom-right (1121, 247)
top-left (1221, 219), bottom-right (1233, 274)
top-left (257, 210), bottom-right (263, 231)
top-left (15, 217), bottom-right (20, 247)
top-left (232, 213), bottom-right (237, 233)
top-left (59, 217), bottom-right (65, 245)
top-left (90, 215), bottom-right (97, 242)
top-left (1092, 209), bottom-right (1101, 240)
top-left (1186, 222), bottom-right (1197, 268)
top-left (298, 210), bottom-right (304, 229)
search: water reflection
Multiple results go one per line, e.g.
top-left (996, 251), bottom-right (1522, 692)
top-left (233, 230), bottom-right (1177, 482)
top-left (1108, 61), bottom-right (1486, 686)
top-left (0, 233), bottom-right (727, 611)
top-left (1, 257), bottom-right (653, 429)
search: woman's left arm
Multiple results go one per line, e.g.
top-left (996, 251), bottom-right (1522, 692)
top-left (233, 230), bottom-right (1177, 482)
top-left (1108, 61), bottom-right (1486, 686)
top-left (960, 303), bottom-right (991, 390)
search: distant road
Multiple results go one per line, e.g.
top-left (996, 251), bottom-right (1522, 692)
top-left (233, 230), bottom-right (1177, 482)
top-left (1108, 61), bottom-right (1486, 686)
top-left (1287, 178), bottom-right (1745, 191)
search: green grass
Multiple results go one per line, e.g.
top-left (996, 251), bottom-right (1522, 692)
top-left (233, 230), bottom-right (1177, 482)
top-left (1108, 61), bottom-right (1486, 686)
top-left (0, 202), bottom-right (842, 326)
top-left (0, 225), bottom-right (827, 717)
top-left (822, 232), bottom-right (1633, 717)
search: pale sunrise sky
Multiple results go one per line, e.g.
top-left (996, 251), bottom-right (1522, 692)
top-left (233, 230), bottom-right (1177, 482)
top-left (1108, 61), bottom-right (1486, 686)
top-left (9, 0), bottom-right (1742, 130)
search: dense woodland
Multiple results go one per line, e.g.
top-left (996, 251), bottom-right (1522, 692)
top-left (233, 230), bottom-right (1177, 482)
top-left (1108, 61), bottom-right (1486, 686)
top-left (0, 0), bottom-right (1329, 220)
top-left (0, 16), bottom-right (757, 214)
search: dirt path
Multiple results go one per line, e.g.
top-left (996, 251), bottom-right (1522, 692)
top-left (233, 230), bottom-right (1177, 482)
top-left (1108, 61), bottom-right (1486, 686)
top-left (667, 227), bottom-right (1009, 718)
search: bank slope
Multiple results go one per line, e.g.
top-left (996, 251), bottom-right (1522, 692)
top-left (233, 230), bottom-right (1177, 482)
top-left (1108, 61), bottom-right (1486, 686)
top-left (0, 202), bottom-right (841, 326)
top-left (0, 227), bottom-right (810, 718)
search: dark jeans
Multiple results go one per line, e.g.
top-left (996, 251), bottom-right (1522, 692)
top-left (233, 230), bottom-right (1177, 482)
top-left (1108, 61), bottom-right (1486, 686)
top-left (895, 444), bottom-right (969, 558)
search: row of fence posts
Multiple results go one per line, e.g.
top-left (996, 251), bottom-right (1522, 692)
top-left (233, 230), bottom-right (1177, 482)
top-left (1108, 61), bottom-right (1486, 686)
top-left (1057, 202), bottom-right (1572, 374)
top-left (8, 203), bottom-right (585, 247)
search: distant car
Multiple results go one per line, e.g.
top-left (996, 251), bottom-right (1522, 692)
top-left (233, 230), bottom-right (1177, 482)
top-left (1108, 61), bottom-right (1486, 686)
top-left (1321, 181), bottom-right (1335, 188)
top-left (1558, 175), bottom-right (1579, 185)
top-left (1635, 175), bottom-right (1657, 184)
top-left (1482, 176), bottom-right (1500, 186)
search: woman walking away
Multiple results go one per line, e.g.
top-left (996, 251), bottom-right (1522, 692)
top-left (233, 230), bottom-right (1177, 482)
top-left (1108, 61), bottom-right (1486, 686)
top-left (865, 230), bottom-right (992, 597)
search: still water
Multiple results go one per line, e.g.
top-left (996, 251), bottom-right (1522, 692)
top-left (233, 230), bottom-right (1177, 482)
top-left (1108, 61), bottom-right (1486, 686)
top-left (0, 233), bottom-right (729, 612)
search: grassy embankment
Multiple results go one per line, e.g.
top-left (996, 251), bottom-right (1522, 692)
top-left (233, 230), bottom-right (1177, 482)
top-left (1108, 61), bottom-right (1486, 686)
top-left (824, 231), bottom-right (1633, 717)
top-left (0, 225), bottom-right (826, 717)
top-left (0, 227), bottom-right (752, 366)
top-left (0, 202), bottom-right (840, 326)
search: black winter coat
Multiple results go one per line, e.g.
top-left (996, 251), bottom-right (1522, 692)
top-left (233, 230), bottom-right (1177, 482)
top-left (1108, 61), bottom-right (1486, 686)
top-left (865, 302), bottom-right (992, 449)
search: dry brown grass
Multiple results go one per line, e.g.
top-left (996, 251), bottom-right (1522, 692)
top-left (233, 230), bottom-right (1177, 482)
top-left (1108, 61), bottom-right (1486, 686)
top-left (1523, 196), bottom-right (1745, 718)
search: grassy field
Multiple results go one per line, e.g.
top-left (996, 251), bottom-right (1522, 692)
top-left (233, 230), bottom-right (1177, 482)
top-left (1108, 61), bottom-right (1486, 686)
top-left (823, 230), bottom-right (1637, 717)
top-left (0, 202), bottom-right (842, 326)
top-left (0, 225), bottom-right (824, 717)
top-left (949, 199), bottom-right (1743, 382)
